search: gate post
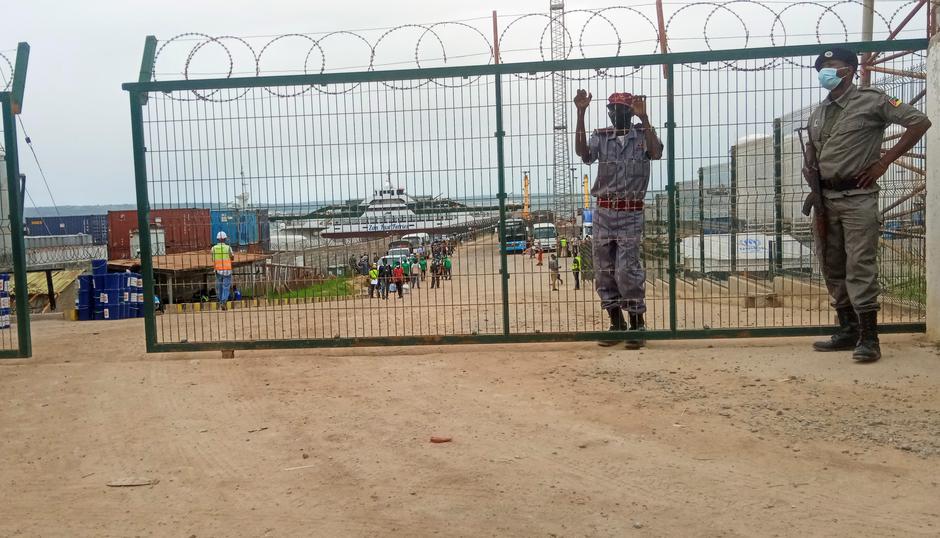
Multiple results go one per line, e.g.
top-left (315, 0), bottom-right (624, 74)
top-left (772, 118), bottom-right (784, 275)
top-left (0, 42), bottom-right (32, 358)
top-left (494, 71), bottom-right (510, 336)
top-left (665, 62), bottom-right (678, 334)
top-left (129, 36), bottom-right (158, 352)
top-left (926, 34), bottom-right (940, 342)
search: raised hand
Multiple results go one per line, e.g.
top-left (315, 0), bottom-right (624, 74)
top-left (632, 95), bottom-right (648, 120)
top-left (574, 89), bottom-right (592, 112)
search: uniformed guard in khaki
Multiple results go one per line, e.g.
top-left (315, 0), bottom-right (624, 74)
top-left (574, 90), bottom-right (663, 349)
top-left (804, 47), bottom-right (931, 363)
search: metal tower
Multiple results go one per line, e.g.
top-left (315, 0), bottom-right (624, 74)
top-left (549, 1), bottom-right (571, 222)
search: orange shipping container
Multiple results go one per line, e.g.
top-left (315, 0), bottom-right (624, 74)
top-left (108, 209), bottom-right (212, 260)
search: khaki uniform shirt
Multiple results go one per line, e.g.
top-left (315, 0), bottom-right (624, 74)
top-left (586, 126), bottom-right (662, 200)
top-left (807, 84), bottom-right (927, 198)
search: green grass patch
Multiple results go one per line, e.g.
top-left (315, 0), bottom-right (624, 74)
top-left (268, 277), bottom-right (356, 300)
top-left (884, 276), bottom-right (926, 305)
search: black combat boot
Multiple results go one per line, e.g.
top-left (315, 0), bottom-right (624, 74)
top-left (598, 308), bottom-right (627, 347)
top-left (812, 307), bottom-right (858, 352)
top-left (853, 311), bottom-right (881, 363)
top-left (625, 313), bottom-right (646, 350)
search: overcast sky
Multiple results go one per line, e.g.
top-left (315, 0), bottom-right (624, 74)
top-left (2, 0), bottom-right (919, 207)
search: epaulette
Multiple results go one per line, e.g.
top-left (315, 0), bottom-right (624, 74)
top-left (857, 86), bottom-right (886, 96)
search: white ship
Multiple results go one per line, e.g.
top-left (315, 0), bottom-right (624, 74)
top-left (313, 180), bottom-right (501, 240)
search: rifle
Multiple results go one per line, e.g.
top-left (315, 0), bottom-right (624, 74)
top-left (796, 127), bottom-right (827, 271)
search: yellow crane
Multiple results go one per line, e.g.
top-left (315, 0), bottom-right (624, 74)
top-left (522, 171), bottom-right (531, 221)
top-left (583, 174), bottom-right (590, 208)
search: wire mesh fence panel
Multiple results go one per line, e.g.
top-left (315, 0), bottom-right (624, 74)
top-left (127, 38), bottom-right (927, 350)
top-left (138, 76), bottom-right (503, 346)
top-left (0, 102), bottom-right (21, 353)
top-left (502, 65), bottom-right (669, 335)
top-left (672, 49), bottom-right (927, 332)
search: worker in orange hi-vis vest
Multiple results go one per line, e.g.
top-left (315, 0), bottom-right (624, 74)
top-left (212, 231), bottom-right (235, 310)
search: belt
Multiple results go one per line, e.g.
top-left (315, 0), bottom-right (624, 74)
top-left (820, 178), bottom-right (858, 191)
top-left (597, 197), bottom-right (644, 211)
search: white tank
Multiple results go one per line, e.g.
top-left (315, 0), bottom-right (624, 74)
top-left (130, 227), bottom-right (166, 258)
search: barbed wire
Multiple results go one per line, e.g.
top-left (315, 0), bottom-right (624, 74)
top-left (150, 0), bottom-right (928, 100)
top-left (0, 51), bottom-right (13, 92)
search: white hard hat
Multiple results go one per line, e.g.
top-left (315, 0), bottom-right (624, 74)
top-left (217, 231), bottom-right (228, 241)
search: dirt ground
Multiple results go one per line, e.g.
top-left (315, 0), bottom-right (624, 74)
top-left (1, 317), bottom-right (939, 537)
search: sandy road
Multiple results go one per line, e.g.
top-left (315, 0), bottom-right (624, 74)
top-left (1, 315), bottom-right (939, 536)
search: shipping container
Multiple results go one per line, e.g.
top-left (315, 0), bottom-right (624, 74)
top-left (209, 209), bottom-right (271, 251)
top-left (210, 210), bottom-right (258, 247)
top-left (256, 209), bottom-right (271, 252)
top-left (24, 215), bottom-right (109, 245)
top-left (108, 209), bottom-right (211, 260)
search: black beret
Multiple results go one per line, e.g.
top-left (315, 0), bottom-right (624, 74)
top-left (814, 47), bottom-right (859, 71)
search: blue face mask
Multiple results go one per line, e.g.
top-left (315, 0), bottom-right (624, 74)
top-left (818, 68), bottom-right (844, 91)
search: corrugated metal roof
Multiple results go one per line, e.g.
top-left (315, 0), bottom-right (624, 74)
top-left (26, 269), bottom-right (83, 296)
top-left (108, 250), bottom-right (269, 273)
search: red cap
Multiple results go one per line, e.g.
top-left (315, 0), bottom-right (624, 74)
top-left (607, 92), bottom-right (634, 107)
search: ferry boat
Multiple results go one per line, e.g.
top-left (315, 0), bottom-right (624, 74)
top-left (304, 180), bottom-right (506, 240)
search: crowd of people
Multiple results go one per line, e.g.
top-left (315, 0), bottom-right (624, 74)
top-left (357, 242), bottom-right (455, 301)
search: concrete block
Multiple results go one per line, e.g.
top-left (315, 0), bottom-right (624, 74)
top-left (695, 278), bottom-right (729, 298)
top-left (675, 278), bottom-right (697, 299)
top-left (773, 275), bottom-right (829, 310)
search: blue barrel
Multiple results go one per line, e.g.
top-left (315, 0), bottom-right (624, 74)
top-left (92, 273), bottom-right (123, 320)
top-left (882, 220), bottom-right (903, 240)
top-left (76, 290), bottom-right (92, 320)
top-left (92, 274), bottom-right (109, 292)
top-left (91, 259), bottom-right (108, 275)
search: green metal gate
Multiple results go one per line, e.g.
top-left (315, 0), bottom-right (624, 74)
top-left (122, 38), bottom-right (928, 352)
top-left (0, 42), bottom-right (32, 358)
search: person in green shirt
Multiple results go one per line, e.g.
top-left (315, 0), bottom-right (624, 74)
top-left (419, 256), bottom-right (428, 279)
top-left (571, 254), bottom-right (582, 290)
top-left (402, 258), bottom-right (412, 284)
top-left (368, 264), bottom-right (379, 299)
top-left (443, 256), bottom-right (452, 280)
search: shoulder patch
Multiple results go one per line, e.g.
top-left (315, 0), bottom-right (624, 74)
top-left (888, 96), bottom-right (903, 108)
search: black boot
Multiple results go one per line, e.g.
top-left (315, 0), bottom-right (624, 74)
top-left (853, 311), bottom-right (881, 362)
top-left (625, 313), bottom-right (646, 350)
top-left (812, 307), bottom-right (858, 352)
top-left (598, 308), bottom-right (626, 347)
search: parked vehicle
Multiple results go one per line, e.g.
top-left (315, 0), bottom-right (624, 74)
top-left (504, 218), bottom-right (528, 253)
top-left (581, 210), bottom-right (593, 238)
top-left (532, 223), bottom-right (558, 251)
top-left (387, 240), bottom-right (412, 252)
top-left (401, 233), bottom-right (431, 248)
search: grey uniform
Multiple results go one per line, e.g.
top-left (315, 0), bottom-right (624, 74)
top-left (584, 126), bottom-right (663, 314)
top-left (807, 84), bottom-right (927, 313)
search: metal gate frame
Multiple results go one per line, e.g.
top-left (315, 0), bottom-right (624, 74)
top-left (122, 37), bottom-right (928, 353)
top-left (0, 42), bottom-right (32, 359)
